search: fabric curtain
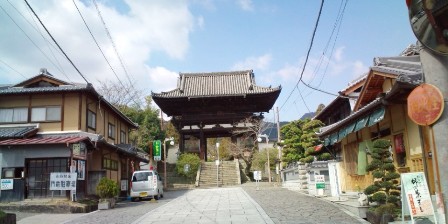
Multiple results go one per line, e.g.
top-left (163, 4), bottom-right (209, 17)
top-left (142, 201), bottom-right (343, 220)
top-left (13, 108), bottom-right (28, 122)
top-left (0, 109), bottom-right (13, 122)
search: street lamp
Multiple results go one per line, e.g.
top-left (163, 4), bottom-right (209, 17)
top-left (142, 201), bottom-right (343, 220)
top-left (163, 137), bottom-right (174, 189)
top-left (257, 134), bottom-right (271, 183)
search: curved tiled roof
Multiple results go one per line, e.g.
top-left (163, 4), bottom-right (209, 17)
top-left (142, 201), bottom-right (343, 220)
top-left (152, 70), bottom-right (281, 98)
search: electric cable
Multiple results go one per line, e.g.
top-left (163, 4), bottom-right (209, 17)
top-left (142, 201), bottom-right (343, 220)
top-left (91, 0), bottom-right (135, 86)
top-left (280, 0), bottom-right (325, 111)
top-left (0, 3), bottom-right (68, 79)
top-left (304, 0), bottom-right (349, 97)
top-left (0, 59), bottom-right (27, 79)
top-left (24, 0), bottom-right (90, 84)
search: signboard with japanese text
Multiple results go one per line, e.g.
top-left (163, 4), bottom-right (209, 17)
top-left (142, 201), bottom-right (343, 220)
top-left (0, 179), bottom-right (13, 190)
top-left (153, 140), bottom-right (161, 161)
top-left (401, 172), bottom-right (436, 223)
top-left (50, 172), bottom-right (77, 191)
top-left (315, 175), bottom-right (325, 189)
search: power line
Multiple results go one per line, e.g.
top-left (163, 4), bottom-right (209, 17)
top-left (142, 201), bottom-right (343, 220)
top-left (24, 0), bottom-right (90, 84)
top-left (304, 0), bottom-right (349, 97)
top-left (280, 0), bottom-right (325, 111)
top-left (297, 87), bottom-right (311, 113)
top-left (91, 0), bottom-right (135, 86)
top-left (72, 1), bottom-right (135, 97)
top-left (5, 0), bottom-right (71, 81)
top-left (0, 59), bottom-right (27, 79)
top-left (305, 0), bottom-right (347, 88)
top-left (0, 3), bottom-right (69, 79)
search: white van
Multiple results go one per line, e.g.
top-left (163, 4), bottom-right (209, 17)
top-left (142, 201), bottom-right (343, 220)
top-left (130, 170), bottom-right (163, 201)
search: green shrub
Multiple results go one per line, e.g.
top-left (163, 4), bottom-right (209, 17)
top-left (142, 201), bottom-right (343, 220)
top-left (375, 203), bottom-right (397, 216)
top-left (318, 152), bottom-right (332, 161)
top-left (372, 192), bottom-right (387, 203)
top-left (176, 153), bottom-right (201, 179)
top-left (300, 155), bottom-right (314, 163)
top-left (364, 185), bottom-right (380, 195)
top-left (96, 177), bottom-right (119, 199)
top-left (364, 139), bottom-right (401, 216)
top-left (0, 210), bottom-right (5, 219)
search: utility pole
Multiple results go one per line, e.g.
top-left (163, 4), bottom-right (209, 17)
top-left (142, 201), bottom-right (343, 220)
top-left (276, 106), bottom-right (282, 171)
top-left (406, 1), bottom-right (448, 222)
top-left (420, 49), bottom-right (448, 221)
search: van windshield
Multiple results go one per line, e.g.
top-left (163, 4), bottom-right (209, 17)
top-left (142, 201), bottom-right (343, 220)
top-left (133, 172), bottom-right (153, 181)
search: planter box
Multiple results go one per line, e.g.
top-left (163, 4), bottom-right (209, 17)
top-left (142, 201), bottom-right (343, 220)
top-left (98, 198), bottom-right (116, 210)
top-left (0, 213), bottom-right (16, 224)
top-left (366, 210), bottom-right (394, 224)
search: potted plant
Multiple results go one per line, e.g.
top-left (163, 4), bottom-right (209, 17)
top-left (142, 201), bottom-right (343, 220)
top-left (364, 139), bottom-right (401, 224)
top-left (96, 177), bottom-right (119, 210)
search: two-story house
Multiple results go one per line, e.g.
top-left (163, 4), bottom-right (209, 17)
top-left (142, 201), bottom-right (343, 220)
top-left (316, 50), bottom-right (435, 195)
top-left (0, 69), bottom-right (148, 201)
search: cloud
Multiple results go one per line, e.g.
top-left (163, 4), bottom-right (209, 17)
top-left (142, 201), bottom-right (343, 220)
top-left (232, 54), bottom-right (272, 71)
top-left (236, 0), bottom-right (254, 11)
top-left (146, 66), bottom-right (179, 93)
top-left (0, 0), bottom-right (195, 96)
top-left (351, 60), bottom-right (369, 77)
top-left (197, 16), bottom-right (205, 29)
top-left (333, 46), bottom-right (345, 62)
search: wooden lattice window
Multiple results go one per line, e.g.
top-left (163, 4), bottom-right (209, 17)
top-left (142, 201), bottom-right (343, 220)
top-left (344, 142), bottom-right (359, 175)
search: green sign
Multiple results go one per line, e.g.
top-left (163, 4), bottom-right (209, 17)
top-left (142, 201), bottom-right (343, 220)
top-left (153, 140), bottom-right (161, 161)
top-left (315, 175), bottom-right (325, 189)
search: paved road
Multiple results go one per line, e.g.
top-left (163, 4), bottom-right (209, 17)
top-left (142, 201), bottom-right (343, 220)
top-left (133, 187), bottom-right (272, 224)
top-left (8, 184), bottom-right (368, 224)
top-left (242, 183), bottom-right (367, 224)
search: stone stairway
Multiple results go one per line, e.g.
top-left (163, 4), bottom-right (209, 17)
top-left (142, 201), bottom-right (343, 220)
top-left (198, 161), bottom-right (240, 187)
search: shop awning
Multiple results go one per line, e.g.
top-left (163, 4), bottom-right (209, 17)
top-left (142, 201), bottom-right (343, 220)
top-left (367, 107), bottom-right (385, 127)
top-left (323, 106), bottom-right (386, 146)
top-left (353, 116), bottom-right (369, 132)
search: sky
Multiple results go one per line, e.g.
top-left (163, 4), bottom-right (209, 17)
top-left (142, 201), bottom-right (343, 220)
top-left (0, 0), bottom-right (417, 123)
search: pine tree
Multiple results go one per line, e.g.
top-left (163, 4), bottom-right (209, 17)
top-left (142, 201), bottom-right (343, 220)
top-left (364, 139), bottom-right (401, 216)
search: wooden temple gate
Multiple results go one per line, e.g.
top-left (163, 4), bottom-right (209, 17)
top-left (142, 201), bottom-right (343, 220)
top-left (152, 70), bottom-right (281, 160)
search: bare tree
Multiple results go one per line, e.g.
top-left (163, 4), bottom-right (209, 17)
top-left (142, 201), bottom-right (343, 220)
top-left (96, 79), bottom-right (143, 107)
top-left (229, 116), bottom-right (268, 178)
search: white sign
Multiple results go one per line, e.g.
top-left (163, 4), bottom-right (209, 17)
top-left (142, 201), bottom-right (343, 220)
top-left (50, 172), bottom-right (77, 191)
top-left (253, 171), bottom-right (262, 181)
top-left (401, 172), bottom-right (436, 223)
top-left (215, 160), bottom-right (220, 166)
top-left (121, 180), bottom-right (128, 191)
top-left (0, 179), bottom-right (13, 190)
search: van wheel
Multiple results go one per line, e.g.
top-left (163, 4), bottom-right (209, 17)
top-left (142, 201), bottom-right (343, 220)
top-left (154, 191), bottom-right (160, 200)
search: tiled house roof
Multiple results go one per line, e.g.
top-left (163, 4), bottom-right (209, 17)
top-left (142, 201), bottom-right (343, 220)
top-left (0, 125), bottom-right (38, 139)
top-left (152, 70), bottom-right (281, 98)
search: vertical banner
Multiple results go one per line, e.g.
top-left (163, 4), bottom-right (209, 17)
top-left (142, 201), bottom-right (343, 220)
top-left (401, 172), bottom-right (437, 223)
top-left (153, 140), bottom-right (162, 161)
top-left (77, 160), bottom-right (85, 180)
